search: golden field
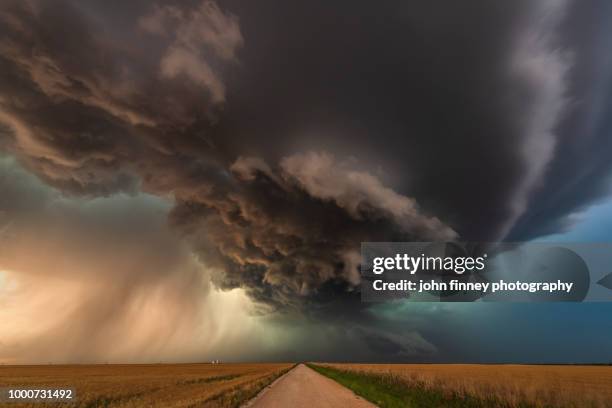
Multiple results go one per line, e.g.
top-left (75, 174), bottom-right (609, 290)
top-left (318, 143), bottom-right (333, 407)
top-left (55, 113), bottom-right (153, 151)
top-left (323, 363), bottom-right (612, 407)
top-left (0, 363), bottom-right (292, 408)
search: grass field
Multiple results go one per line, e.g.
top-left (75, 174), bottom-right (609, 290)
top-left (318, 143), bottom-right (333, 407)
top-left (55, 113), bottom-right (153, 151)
top-left (311, 363), bottom-right (612, 408)
top-left (0, 363), bottom-right (293, 408)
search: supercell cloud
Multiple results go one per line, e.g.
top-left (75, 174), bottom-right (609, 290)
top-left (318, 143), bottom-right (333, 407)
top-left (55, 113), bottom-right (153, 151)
top-left (0, 0), bottom-right (456, 310)
top-left (1, 0), bottom-right (612, 361)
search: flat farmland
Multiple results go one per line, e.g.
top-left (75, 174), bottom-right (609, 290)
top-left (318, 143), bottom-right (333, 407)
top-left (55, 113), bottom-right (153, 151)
top-left (0, 363), bottom-right (293, 408)
top-left (318, 363), bottom-right (612, 407)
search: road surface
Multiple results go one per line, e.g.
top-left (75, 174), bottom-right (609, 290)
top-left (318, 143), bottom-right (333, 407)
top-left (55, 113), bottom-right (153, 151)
top-left (247, 363), bottom-right (376, 408)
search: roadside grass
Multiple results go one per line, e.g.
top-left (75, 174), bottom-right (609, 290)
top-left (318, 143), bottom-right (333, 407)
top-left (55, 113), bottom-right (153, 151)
top-left (307, 364), bottom-right (532, 408)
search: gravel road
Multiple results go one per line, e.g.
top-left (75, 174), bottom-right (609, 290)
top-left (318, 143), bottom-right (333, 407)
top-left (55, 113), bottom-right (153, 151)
top-left (246, 363), bottom-right (376, 408)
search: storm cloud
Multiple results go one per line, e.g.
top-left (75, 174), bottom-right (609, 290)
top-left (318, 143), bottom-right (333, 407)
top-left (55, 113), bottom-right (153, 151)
top-left (1, 0), bottom-right (612, 361)
top-left (0, 0), bottom-right (457, 310)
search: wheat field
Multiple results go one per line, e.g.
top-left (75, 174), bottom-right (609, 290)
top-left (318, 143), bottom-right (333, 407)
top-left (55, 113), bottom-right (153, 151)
top-left (322, 363), bottom-right (612, 407)
top-left (0, 363), bottom-right (292, 408)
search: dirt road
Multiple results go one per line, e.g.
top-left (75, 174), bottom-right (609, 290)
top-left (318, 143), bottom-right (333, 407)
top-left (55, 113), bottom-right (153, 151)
top-left (246, 364), bottom-right (376, 408)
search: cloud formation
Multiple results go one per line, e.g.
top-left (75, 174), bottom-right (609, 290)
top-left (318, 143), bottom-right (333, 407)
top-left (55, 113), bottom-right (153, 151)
top-left (140, 1), bottom-right (243, 103)
top-left (0, 0), bottom-right (456, 310)
top-left (500, 0), bottom-right (571, 237)
top-left (1, 0), bottom-right (612, 362)
top-left (0, 156), bottom-right (442, 363)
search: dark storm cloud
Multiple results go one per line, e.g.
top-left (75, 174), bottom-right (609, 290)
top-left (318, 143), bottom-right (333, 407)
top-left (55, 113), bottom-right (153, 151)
top-left (0, 0), bottom-right (455, 312)
top-left (1, 0), bottom-right (611, 316)
top-left (169, 151), bottom-right (454, 308)
top-left (508, 0), bottom-right (612, 239)
top-left (217, 0), bottom-right (574, 240)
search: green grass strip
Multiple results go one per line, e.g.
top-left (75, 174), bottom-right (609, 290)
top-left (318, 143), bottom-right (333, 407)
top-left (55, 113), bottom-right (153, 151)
top-left (307, 364), bottom-right (532, 408)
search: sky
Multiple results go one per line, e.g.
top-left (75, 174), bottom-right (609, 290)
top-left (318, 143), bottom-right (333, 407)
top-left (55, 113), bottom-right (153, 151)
top-left (1, 0), bottom-right (612, 364)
